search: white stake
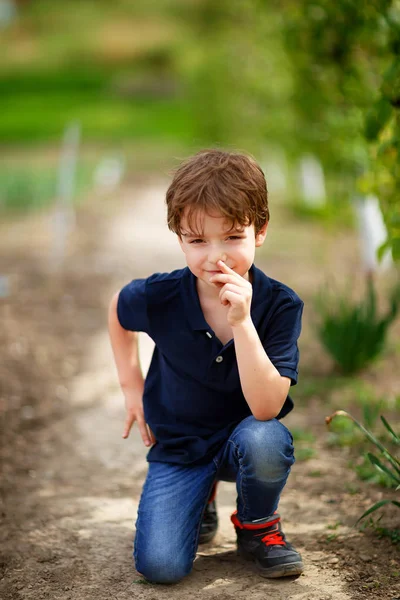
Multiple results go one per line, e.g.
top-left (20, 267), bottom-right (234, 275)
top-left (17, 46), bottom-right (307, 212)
top-left (262, 150), bottom-right (288, 195)
top-left (0, 0), bottom-right (17, 29)
top-left (51, 122), bottom-right (80, 269)
top-left (298, 155), bottom-right (326, 208)
top-left (354, 194), bottom-right (392, 273)
top-left (93, 155), bottom-right (125, 192)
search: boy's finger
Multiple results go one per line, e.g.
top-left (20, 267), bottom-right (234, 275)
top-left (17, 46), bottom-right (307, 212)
top-left (147, 425), bottom-right (156, 445)
top-left (220, 289), bottom-right (241, 306)
top-left (216, 261), bottom-right (250, 283)
top-left (217, 260), bottom-right (242, 276)
top-left (219, 283), bottom-right (243, 296)
top-left (217, 260), bottom-right (234, 272)
top-left (210, 273), bottom-right (246, 285)
top-left (122, 413), bottom-right (136, 439)
top-left (220, 286), bottom-right (242, 303)
top-left (137, 415), bottom-right (151, 447)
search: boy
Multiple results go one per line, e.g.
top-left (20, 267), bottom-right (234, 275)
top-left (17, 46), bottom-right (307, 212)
top-left (108, 149), bottom-right (304, 584)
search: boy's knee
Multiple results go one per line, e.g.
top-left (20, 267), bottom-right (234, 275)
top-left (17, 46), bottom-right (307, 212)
top-left (235, 417), bottom-right (290, 451)
top-left (134, 550), bottom-right (192, 584)
top-left (233, 417), bottom-right (294, 480)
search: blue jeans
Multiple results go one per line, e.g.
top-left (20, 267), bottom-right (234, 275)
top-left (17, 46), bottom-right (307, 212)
top-left (134, 416), bottom-right (294, 584)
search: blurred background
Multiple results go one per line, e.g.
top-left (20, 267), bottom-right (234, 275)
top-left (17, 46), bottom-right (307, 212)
top-left (1, 3), bottom-right (400, 597)
top-left (0, 0), bottom-right (398, 231)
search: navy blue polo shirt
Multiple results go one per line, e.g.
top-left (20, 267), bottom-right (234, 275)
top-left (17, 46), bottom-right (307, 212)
top-left (117, 264), bottom-right (303, 465)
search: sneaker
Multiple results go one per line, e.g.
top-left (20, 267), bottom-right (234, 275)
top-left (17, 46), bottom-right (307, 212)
top-left (199, 483), bottom-right (218, 544)
top-left (231, 511), bottom-right (304, 578)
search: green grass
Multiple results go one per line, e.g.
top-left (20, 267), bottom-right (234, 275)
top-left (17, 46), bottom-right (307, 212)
top-left (0, 86), bottom-right (193, 143)
top-left (288, 197), bottom-right (355, 229)
top-left (292, 427), bottom-right (317, 461)
top-left (327, 411), bottom-right (400, 491)
top-left (315, 279), bottom-right (400, 375)
top-left (0, 0), bottom-right (193, 144)
top-left (0, 164), bottom-right (93, 212)
top-left (294, 372), bottom-right (351, 404)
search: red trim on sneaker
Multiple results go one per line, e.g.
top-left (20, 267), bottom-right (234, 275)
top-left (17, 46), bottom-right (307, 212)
top-left (231, 511), bottom-right (286, 547)
top-left (230, 511), bottom-right (281, 531)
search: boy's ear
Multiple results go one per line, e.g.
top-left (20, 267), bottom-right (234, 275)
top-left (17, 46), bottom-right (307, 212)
top-left (255, 221), bottom-right (269, 247)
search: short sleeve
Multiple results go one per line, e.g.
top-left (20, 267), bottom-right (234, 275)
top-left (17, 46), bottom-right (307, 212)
top-left (263, 299), bottom-right (303, 385)
top-left (117, 278), bottom-right (150, 333)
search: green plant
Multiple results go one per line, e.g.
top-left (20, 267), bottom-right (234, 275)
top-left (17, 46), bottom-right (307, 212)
top-left (288, 195), bottom-right (355, 230)
top-left (292, 427), bottom-right (317, 461)
top-left (0, 169), bottom-right (55, 211)
top-left (360, 516), bottom-right (400, 545)
top-left (327, 521), bottom-right (342, 530)
top-left (315, 279), bottom-right (400, 374)
top-left (360, 396), bottom-right (385, 430)
top-left (0, 165), bottom-right (93, 212)
top-left (327, 413), bottom-right (363, 447)
top-left (308, 470), bottom-right (322, 478)
top-left (326, 410), bottom-right (400, 523)
top-left (282, 1), bottom-right (400, 260)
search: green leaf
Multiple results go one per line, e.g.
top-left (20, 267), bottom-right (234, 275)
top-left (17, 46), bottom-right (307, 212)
top-left (356, 499), bottom-right (400, 524)
top-left (365, 98), bottom-right (392, 141)
top-left (377, 239), bottom-right (391, 263)
top-left (392, 237), bottom-right (400, 261)
top-left (381, 415), bottom-right (400, 444)
top-left (366, 452), bottom-right (400, 485)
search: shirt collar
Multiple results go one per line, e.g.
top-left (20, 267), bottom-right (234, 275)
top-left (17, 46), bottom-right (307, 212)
top-left (250, 264), bottom-right (272, 324)
top-left (181, 267), bottom-right (209, 330)
top-left (181, 264), bottom-right (271, 331)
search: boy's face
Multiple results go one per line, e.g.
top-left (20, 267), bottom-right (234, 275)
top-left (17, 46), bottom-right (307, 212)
top-left (178, 209), bottom-right (268, 295)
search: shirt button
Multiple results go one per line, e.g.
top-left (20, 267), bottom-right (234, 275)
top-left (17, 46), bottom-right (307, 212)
top-left (215, 356), bottom-right (223, 363)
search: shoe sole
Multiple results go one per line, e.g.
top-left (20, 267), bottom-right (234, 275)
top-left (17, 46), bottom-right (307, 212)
top-left (256, 560), bottom-right (304, 578)
top-left (238, 548), bottom-right (304, 578)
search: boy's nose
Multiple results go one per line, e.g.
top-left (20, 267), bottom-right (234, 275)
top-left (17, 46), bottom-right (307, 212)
top-left (209, 249), bottom-right (227, 265)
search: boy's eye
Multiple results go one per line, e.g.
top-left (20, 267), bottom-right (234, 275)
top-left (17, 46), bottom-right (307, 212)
top-left (189, 236), bottom-right (243, 243)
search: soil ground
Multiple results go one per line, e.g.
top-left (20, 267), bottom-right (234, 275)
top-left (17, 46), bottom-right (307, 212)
top-left (0, 177), bottom-right (399, 600)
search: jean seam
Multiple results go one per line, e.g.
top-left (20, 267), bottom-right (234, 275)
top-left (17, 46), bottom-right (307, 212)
top-left (227, 438), bottom-right (248, 520)
top-left (133, 482), bottom-right (146, 570)
top-left (188, 478), bottom-right (216, 567)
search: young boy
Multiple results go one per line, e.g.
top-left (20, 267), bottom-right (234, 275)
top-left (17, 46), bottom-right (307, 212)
top-left (108, 149), bottom-right (304, 584)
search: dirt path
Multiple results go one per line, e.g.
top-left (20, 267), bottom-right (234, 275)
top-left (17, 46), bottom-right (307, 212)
top-left (1, 181), bottom-right (398, 599)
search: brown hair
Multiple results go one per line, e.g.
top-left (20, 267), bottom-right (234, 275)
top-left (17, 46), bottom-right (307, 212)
top-left (166, 149), bottom-right (269, 237)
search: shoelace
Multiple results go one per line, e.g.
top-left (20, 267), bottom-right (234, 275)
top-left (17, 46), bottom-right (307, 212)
top-left (257, 527), bottom-right (285, 547)
top-left (231, 511), bottom-right (286, 546)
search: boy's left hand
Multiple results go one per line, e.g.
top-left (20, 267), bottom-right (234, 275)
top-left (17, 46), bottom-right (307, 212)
top-left (209, 260), bottom-right (252, 327)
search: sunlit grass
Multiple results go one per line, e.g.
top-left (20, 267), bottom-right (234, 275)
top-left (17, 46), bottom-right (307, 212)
top-left (0, 91), bottom-right (193, 143)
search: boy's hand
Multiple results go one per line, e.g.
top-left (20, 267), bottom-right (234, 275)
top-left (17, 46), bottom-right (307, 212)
top-left (123, 390), bottom-right (156, 447)
top-left (209, 260), bottom-right (252, 327)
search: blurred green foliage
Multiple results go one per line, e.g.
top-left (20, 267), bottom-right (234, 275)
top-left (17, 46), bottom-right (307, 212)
top-left (288, 195), bottom-right (355, 229)
top-left (281, 0), bottom-right (400, 259)
top-left (0, 164), bottom-right (93, 211)
top-left (315, 279), bottom-right (400, 374)
top-left (0, 0), bottom-right (399, 255)
top-left (291, 427), bottom-right (317, 461)
top-left (0, 1), bottom-right (193, 143)
top-left (326, 410), bottom-right (400, 528)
